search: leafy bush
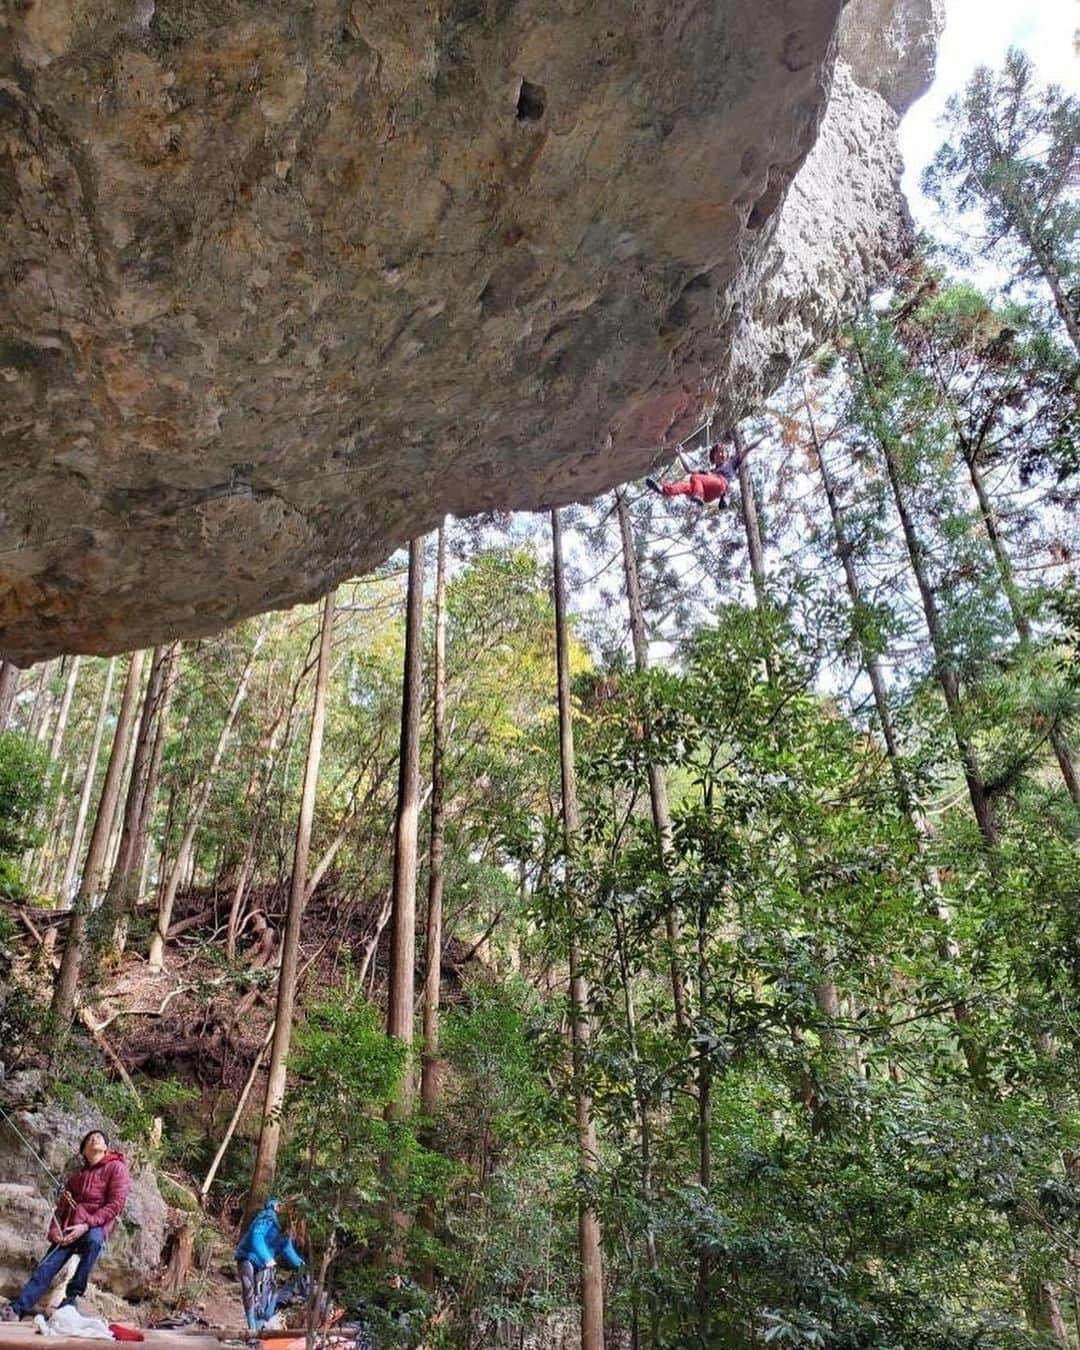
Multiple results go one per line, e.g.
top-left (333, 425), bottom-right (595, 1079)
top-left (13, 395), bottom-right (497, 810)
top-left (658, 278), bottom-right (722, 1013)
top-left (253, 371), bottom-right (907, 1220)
top-left (0, 731), bottom-right (50, 896)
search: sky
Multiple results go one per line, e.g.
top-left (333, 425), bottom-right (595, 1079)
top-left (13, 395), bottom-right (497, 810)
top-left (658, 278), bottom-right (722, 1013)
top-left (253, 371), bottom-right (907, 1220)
top-left (900, 0), bottom-right (1078, 229)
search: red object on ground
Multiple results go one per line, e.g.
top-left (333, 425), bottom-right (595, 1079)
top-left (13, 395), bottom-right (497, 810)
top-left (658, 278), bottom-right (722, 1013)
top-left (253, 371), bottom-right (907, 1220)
top-left (660, 472), bottom-right (729, 503)
top-left (109, 1324), bottom-right (145, 1341)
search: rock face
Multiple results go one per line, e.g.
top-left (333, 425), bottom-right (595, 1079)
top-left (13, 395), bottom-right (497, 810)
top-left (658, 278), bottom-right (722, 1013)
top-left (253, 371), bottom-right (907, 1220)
top-left (0, 0), bottom-right (940, 662)
top-left (0, 1074), bottom-right (168, 1311)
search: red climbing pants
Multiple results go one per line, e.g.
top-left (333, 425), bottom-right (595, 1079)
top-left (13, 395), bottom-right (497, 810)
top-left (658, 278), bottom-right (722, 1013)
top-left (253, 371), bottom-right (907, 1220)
top-left (660, 472), bottom-right (729, 503)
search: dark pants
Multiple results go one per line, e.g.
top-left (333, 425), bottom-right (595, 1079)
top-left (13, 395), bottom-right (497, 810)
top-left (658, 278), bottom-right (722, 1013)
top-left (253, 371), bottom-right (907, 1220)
top-left (11, 1228), bottom-right (106, 1316)
top-left (237, 1259), bottom-right (276, 1331)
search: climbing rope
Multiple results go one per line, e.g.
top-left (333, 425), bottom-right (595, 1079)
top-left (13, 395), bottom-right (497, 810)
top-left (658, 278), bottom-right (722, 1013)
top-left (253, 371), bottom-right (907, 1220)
top-left (0, 1099), bottom-right (68, 1196)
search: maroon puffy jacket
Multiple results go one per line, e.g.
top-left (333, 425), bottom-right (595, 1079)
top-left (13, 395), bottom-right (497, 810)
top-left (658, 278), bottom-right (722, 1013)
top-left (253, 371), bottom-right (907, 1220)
top-left (49, 1150), bottom-right (131, 1241)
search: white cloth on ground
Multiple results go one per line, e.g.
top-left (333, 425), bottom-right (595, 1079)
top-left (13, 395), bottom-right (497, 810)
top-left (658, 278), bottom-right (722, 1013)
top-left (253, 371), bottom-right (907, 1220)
top-left (34, 1306), bottom-right (115, 1339)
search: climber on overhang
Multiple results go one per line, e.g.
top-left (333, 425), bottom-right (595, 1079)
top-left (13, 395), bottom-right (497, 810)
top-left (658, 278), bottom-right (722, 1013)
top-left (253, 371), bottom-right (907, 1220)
top-left (645, 440), bottom-right (745, 510)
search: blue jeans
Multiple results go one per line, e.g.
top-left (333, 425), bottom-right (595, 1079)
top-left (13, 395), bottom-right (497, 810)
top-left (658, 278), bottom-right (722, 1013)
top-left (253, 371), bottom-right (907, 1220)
top-left (11, 1228), bottom-right (106, 1316)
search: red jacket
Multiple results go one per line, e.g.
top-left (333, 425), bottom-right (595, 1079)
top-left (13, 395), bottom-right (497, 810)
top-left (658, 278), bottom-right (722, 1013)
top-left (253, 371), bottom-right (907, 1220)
top-left (49, 1150), bottom-right (131, 1241)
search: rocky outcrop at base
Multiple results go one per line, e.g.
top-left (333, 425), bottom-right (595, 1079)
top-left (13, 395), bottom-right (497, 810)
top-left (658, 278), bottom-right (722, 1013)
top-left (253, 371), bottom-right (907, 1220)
top-left (0, 1072), bottom-right (168, 1315)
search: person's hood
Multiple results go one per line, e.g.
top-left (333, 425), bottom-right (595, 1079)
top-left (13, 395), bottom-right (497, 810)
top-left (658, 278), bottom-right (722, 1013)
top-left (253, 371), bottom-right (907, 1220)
top-left (262, 1197), bottom-right (282, 1213)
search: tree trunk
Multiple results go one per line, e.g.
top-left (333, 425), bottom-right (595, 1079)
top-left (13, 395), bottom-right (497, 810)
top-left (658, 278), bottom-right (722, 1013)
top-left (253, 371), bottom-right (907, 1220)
top-left (149, 628), bottom-right (265, 970)
top-left (806, 394), bottom-right (989, 1085)
top-left (878, 434), bottom-right (999, 847)
top-left (0, 661), bottom-right (20, 732)
top-left (226, 668), bottom-right (300, 959)
top-left (810, 404), bottom-right (906, 777)
top-left (1011, 200), bottom-right (1080, 355)
top-left (418, 525), bottom-right (448, 1291)
top-left (104, 689), bottom-right (141, 885)
top-left (47, 659), bottom-right (81, 771)
top-left (551, 508), bottom-right (606, 1350)
top-left (51, 650), bottom-right (146, 1041)
top-left (387, 538), bottom-right (425, 1097)
top-left (26, 661), bottom-right (54, 745)
top-left (0, 661), bottom-right (20, 731)
top-left (964, 451), bottom-right (1080, 808)
top-left (129, 643), bottom-right (180, 901)
top-left (59, 659), bottom-right (118, 905)
top-left (247, 593), bottom-right (335, 1219)
top-left (734, 429), bottom-right (768, 610)
top-left (615, 490), bottom-right (690, 1035)
top-left (28, 657), bottom-right (82, 889)
top-left (100, 646), bottom-right (168, 948)
top-left (421, 525), bottom-right (448, 1120)
top-left (38, 765), bottom-right (72, 900)
top-left (611, 901), bottom-right (660, 1343)
top-left (162, 1222), bottom-right (195, 1295)
top-left (695, 893), bottom-right (713, 1343)
top-left (854, 345), bottom-right (999, 848)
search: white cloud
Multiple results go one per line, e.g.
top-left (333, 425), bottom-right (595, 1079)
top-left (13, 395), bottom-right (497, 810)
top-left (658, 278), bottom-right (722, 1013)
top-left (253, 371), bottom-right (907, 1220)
top-left (899, 0), bottom-right (1078, 228)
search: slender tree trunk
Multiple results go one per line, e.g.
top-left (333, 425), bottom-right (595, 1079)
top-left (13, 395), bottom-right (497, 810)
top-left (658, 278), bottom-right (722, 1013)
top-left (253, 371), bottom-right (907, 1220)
top-left (878, 437), bottom-right (999, 847)
top-left (418, 525), bottom-right (448, 1291)
top-left (611, 902), bottom-right (660, 1343)
top-left (854, 345), bottom-right (999, 847)
top-left (247, 593), bottom-right (335, 1218)
top-left (226, 665), bottom-right (303, 959)
top-left (734, 429), bottom-right (768, 610)
top-left (100, 646), bottom-right (167, 948)
top-left (421, 525), bottom-right (448, 1120)
top-left (387, 538), bottom-right (424, 1096)
top-left (615, 490), bottom-right (690, 1035)
top-left (695, 893), bottom-right (713, 1342)
top-left (1010, 200), bottom-right (1080, 355)
top-left (129, 643), bottom-right (180, 900)
top-left (26, 661), bottom-right (53, 744)
top-left (149, 628), bottom-right (265, 970)
top-left (104, 693), bottom-right (141, 884)
top-left (204, 1022), bottom-right (275, 1202)
top-left (47, 659), bottom-right (81, 770)
top-left (0, 661), bottom-right (20, 731)
top-left (810, 409), bottom-right (905, 775)
top-left (806, 396), bottom-right (989, 1084)
top-left (964, 451), bottom-right (1080, 807)
top-left (51, 650), bottom-right (146, 1041)
top-left (551, 508), bottom-right (606, 1350)
top-left (38, 765), bottom-right (72, 899)
top-left (59, 659), bottom-right (118, 904)
top-left (28, 657), bottom-right (82, 889)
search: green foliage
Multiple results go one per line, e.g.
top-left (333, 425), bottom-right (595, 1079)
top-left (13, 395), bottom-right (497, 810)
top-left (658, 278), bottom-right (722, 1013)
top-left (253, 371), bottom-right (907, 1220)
top-left (0, 731), bottom-right (50, 895)
top-left (50, 1057), bottom-right (197, 1164)
top-left (922, 47), bottom-right (1079, 345)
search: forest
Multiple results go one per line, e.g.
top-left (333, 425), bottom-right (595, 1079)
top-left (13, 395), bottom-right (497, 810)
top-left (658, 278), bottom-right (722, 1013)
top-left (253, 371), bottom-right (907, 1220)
top-left (0, 49), bottom-right (1077, 1350)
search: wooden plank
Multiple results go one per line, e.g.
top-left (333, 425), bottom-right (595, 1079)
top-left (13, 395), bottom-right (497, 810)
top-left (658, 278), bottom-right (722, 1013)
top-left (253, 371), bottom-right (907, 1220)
top-left (0, 1328), bottom-right (221, 1350)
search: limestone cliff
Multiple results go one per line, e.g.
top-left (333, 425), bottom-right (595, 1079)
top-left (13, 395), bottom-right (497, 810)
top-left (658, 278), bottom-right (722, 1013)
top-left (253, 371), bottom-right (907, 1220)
top-left (0, 0), bottom-right (941, 662)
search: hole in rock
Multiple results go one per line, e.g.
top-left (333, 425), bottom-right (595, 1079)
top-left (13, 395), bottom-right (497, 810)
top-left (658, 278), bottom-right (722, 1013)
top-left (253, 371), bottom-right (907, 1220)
top-left (516, 80), bottom-right (546, 121)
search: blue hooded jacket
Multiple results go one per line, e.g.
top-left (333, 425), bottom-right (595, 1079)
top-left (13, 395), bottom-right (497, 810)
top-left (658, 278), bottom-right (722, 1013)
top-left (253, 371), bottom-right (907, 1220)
top-left (235, 1198), bottom-right (304, 1270)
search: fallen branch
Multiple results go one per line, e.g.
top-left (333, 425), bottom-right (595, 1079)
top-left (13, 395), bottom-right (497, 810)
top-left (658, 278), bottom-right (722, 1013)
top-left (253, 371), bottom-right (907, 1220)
top-left (200, 946), bottom-right (324, 1202)
top-left (90, 983), bottom-right (200, 1030)
top-left (166, 906), bottom-right (215, 939)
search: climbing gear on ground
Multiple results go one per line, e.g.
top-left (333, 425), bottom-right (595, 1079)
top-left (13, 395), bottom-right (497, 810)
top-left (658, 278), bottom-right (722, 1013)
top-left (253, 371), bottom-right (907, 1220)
top-left (645, 477), bottom-right (661, 494)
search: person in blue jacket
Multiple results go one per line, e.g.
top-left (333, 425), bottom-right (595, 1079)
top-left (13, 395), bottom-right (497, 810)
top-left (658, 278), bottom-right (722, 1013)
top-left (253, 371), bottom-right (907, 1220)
top-left (235, 1198), bottom-right (305, 1332)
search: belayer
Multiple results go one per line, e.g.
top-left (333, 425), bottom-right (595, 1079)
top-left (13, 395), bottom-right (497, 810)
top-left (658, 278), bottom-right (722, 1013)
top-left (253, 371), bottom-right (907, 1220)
top-left (235, 1197), bottom-right (305, 1333)
top-left (646, 442), bottom-right (744, 509)
top-left (1, 1129), bottom-right (131, 1321)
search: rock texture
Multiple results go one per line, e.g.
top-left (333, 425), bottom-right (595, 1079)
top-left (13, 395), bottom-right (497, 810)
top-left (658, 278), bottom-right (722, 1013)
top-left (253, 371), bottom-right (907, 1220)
top-left (0, 1074), bottom-right (168, 1311)
top-left (0, 0), bottom-right (940, 662)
